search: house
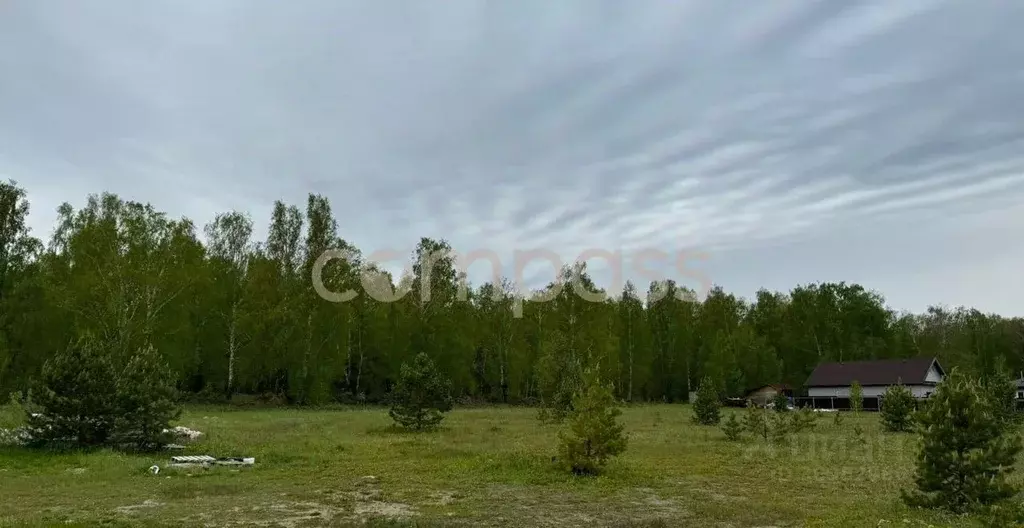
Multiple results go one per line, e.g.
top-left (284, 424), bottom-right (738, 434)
top-left (1015, 378), bottom-right (1024, 400)
top-left (805, 357), bottom-right (945, 400)
top-left (744, 384), bottom-right (793, 406)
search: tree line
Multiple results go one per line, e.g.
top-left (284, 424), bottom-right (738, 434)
top-left (2, 179), bottom-right (1023, 405)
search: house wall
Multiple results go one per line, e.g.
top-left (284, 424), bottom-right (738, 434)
top-left (808, 385), bottom-right (935, 398)
top-left (747, 387), bottom-right (779, 405)
top-left (925, 364), bottom-right (942, 383)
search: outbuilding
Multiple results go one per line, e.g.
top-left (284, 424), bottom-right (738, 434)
top-left (744, 384), bottom-right (794, 406)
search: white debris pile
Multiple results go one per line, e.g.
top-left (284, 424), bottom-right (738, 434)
top-left (163, 426), bottom-right (204, 442)
top-left (0, 427), bottom-right (30, 446)
top-left (167, 455), bottom-right (255, 469)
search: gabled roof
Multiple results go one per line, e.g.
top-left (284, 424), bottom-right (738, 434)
top-left (744, 384), bottom-right (793, 396)
top-left (805, 357), bottom-right (944, 387)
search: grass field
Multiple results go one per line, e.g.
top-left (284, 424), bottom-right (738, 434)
top-left (0, 404), bottom-right (1013, 527)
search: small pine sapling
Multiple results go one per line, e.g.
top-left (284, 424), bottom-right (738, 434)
top-left (770, 411), bottom-right (790, 444)
top-left (388, 352), bottom-right (454, 431)
top-left (880, 383), bottom-right (915, 433)
top-left (556, 368), bottom-right (627, 475)
top-left (789, 406), bottom-right (818, 433)
top-left (721, 413), bottom-right (743, 441)
top-left (851, 423), bottom-right (866, 445)
top-left (691, 376), bottom-right (721, 426)
top-left (744, 400), bottom-right (771, 442)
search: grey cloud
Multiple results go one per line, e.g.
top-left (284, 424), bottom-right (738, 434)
top-left (2, 0), bottom-right (1024, 314)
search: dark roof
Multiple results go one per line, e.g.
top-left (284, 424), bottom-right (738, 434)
top-left (805, 357), bottom-right (944, 387)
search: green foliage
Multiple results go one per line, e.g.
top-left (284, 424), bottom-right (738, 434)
top-left (772, 393), bottom-right (790, 413)
top-left (740, 399), bottom-right (793, 443)
top-left (691, 376), bottom-right (721, 426)
top-left (388, 352), bottom-right (453, 431)
top-left (849, 380), bottom-right (863, 413)
top-left (537, 375), bottom-right (579, 424)
top-left (556, 368), bottom-right (627, 475)
top-left (5, 404), bottom-right (996, 525)
top-left (770, 411), bottom-right (790, 443)
top-left (849, 424), bottom-right (866, 447)
top-left (26, 339), bottom-right (119, 448)
top-left (111, 344), bottom-right (182, 451)
top-left (6, 389), bottom-right (29, 424)
top-left (25, 340), bottom-right (182, 451)
top-left (977, 500), bottom-right (1024, 527)
top-left (789, 406), bottom-right (818, 433)
top-left (902, 369), bottom-right (1023, 513)
top-left (4, 184), bottom-right (1024, 411)
top-left (832, 410), bottom-right (844, 427)
top-left (880, 383), bottom-right (915, 433)
top-left (721, 413), bottom-right (743, 441)
top-left (982, 369), bottom-right (1019, 432)
top-left (743, 400), bottom-right (771, 442)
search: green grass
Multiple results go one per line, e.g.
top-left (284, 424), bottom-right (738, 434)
top-left (0, 405), bottom-right (1011, 527)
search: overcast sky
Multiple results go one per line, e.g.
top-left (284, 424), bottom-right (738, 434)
top-left (3, 1), bottom-right (1023, 315)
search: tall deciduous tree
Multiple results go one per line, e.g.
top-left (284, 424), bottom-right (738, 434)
top-left (538, 263), bottom-right (616, 422)
top-left (0, 180), bottom-right (42, 391)
top-left (3, 184), bottom-right (1024, 408)
top-left (617, 281), bottom-right (648, 402)
top-left (204, 211), bottom-right (254, 396)
top-left (849, 380), bottom-right (863, 412)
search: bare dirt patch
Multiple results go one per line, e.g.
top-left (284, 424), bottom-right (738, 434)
top-left (115, 499), bottom-right (164, 515)
top-left (349, 475), bottom-right (418, 521)
top-left (428, 490), bottom-right (459, 506)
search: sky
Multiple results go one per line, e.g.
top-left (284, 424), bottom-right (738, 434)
top-left (2, 1), bottom-right (1024, 316)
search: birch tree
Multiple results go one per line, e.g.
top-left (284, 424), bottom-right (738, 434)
top-left (204, 211), bottom-right (254, 395)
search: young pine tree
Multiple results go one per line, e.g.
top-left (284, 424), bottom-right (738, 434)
top-left (849, 380), bottom-right (863, 413)
top-left (850, 423), bottom-right (866, 447)
top-left (789, 406), bottom-right (818, 433)
top-left (880, 383), bottom-right (915, 433)
top-left (112, 344), bottom-right (182, 451)
top-left (903, 369), bottom-right (1023, 513)
top-left (389, 352), bottom-right (454, 431)
top-left (557, 367), bottom-right (627, 475)
top-left (744, 400), bottom-right (771, 442)
top-left (770, 411), bottom-right (791, 444)
top-left (721, 413), bottom-right (743, 441)
top-left (692, 376), bottom-right (721, 426)
top-left (26, 339), bottom-right (119, 448)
